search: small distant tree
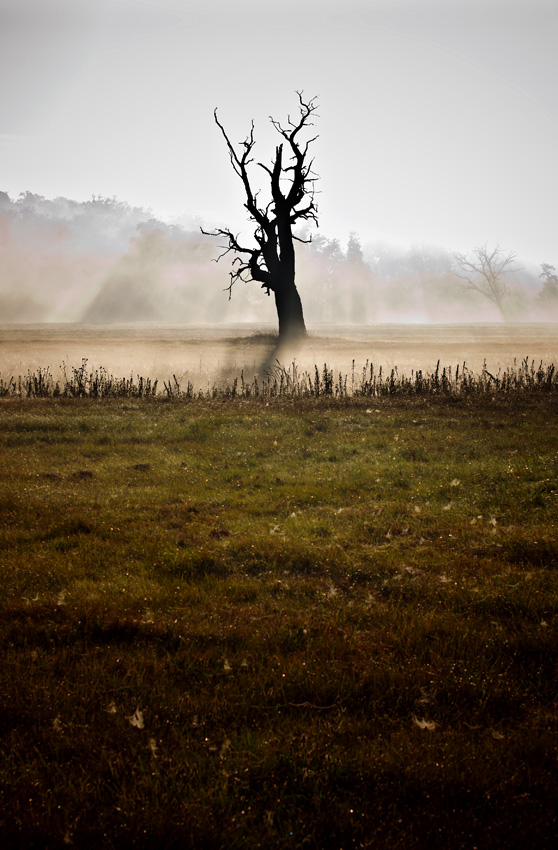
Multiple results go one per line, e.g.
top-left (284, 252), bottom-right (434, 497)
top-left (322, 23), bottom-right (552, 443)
top-left (202, 93), bottom-right (319, 343)
top-left (538, 263), bottom-right (558, 307)
top-left (451, 242), bottom-right (520, 320)
top-left (346, 233), bottom-right (377, 323)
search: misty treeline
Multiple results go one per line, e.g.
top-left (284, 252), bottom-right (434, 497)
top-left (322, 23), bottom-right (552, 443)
top-left (0, 190), bottom-right (555, 325)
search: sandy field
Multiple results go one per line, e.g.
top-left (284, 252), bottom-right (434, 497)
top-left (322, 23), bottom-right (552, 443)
top-left (1, 323), bottom-right (557, 387)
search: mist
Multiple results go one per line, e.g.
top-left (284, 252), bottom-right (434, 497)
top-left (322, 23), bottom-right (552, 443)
top-left (0, 190), bottom-right (555, 327)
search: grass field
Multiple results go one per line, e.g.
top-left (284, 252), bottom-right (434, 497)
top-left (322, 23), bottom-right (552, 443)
top-left (1, 388), bottom-right (557, 848)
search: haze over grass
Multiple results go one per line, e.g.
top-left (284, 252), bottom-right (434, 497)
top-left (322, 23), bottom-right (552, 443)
top-left (1, 191), bottom-right (553, 325)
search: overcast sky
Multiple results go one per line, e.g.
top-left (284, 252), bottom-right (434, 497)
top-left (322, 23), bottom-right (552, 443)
top-left (1, 0), bottom-right (557, 263)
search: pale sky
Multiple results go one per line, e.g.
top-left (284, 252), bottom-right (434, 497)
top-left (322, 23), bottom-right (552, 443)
top-left (1, 0), bottom-right (557, 263)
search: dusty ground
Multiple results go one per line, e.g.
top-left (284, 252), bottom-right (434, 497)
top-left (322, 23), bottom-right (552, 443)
top-left (0, 322), bottom-right (557, 387)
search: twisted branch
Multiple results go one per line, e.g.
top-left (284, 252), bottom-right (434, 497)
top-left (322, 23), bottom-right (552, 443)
top-left (202, 92), bottom-right (319, 297)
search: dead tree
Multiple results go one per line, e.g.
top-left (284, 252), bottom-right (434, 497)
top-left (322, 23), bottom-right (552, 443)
top-left (202, 93), bottom-right (319, 343)
top-left (451, 243), bottom-right (520, 320)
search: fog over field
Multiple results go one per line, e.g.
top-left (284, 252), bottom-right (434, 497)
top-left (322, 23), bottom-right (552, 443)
top-left (2, 322), bottom-right (557, 392)
top-left (1, 0), bottom-right (557, 376)
top-left (0, 191), bottom-right (553, 329)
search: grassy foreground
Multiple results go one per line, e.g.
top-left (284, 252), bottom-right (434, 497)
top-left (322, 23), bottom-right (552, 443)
top-left (1, 392), bottom-right (557, 848)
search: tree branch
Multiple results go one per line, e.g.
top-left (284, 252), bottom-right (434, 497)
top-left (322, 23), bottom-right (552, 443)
top-left (451, 242), bottom-right (520, 316)
top-left (204, 93), bottom-right (319, 300)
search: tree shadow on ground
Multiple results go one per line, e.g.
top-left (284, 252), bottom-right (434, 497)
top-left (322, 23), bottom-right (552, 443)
top-left (218, 332), bottom-right (307, 386)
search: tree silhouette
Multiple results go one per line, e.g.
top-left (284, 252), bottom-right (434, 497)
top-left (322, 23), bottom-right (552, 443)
top-left (538, 264), bottom-right (558, 308)
top-left (203, 93), bottom-right (319, 343)
top-left (451, 243), bottom-right (520, 320)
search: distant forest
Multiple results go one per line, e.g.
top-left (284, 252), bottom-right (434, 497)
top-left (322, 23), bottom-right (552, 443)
top-left (0, 191), bottom-right (554, 324)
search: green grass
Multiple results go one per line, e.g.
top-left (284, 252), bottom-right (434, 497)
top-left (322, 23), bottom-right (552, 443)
top-left (1, 390), bottom-right (557, 848)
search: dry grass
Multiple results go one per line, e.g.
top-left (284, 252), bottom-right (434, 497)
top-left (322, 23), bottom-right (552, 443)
top-left (0, 356), bottom-right (556, 399)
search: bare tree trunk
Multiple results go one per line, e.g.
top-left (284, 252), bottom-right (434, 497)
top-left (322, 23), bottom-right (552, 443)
top-left (493, 293), bottom-right (507, 321)
top-left (274, 278), bottom-right (307, 342)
